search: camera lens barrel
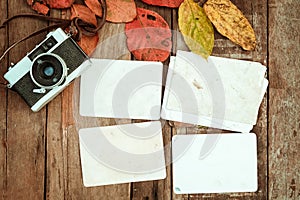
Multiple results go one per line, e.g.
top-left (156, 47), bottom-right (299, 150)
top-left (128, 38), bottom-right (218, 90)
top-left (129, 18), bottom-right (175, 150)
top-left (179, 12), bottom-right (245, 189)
top-left (30, 53), bottom-right (68, 89)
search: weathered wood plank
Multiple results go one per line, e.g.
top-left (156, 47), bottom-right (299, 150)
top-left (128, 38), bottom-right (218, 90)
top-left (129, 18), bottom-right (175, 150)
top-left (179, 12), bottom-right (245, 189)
top-left (131, 181), bottom-right (157, 200)
top-left (268, 0), bottom-right (300, 199)
top-left (158, 121), bottom-right (172, 200)
top-left (130, 120), bottom-right (172, 200)
top-left (129, 2), bottom-right (173, 200)
top-left (45, 8), bottom-right (65, 200)
top-left (61, 22), bottom-right (132, 199)
top-left (171, 127), bottom-right (189, 200)
top-left (53, 2), bottom-right (132, 198)
top-left (5, 1), bottom-right (47, 199)
top-left (172, 0), bottom-right (268, 199)
top-left (2, 0), bottom-right (299, 199)
top-left (0, 1), bottom-right (7, 199)
top-left (46, 93), bottom-right (65, 200)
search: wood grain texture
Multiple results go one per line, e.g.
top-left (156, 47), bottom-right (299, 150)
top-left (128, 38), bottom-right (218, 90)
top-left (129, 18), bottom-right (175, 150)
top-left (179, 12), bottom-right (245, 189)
top-left (172, 0), bottom-right (268, 199)
top-left (0, 0), bottom-right (7, 199)
top-left (129, 2), bottom-right (174, 200)
top-left (158, 121), bottom-right (172, 200)
top-left (59, 5), bottom-right (132, 198)
top-left (0, 0), bottom-right (299, 199)
top-left (61, 20), bottom-right (132, 199)
top-left (5, 0), bottom-right (47, 199)
top-left (268, 0), bottom-right (300, 199)
top-left (130, 120), bottom-right (172, 200)
top-left (44, 9), bottom-right (65, 200)
top-left (46, 93), bottom-right (65, 200)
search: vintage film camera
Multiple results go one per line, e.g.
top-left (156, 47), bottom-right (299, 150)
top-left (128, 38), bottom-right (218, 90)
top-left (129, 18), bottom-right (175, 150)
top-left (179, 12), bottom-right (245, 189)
top-left (4, 28), bottom-right (91, 111)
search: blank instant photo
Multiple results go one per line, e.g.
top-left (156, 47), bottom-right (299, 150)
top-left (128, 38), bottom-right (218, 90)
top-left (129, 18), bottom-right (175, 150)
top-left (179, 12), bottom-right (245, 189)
top-left (79, 121), bottom-right (166, 187)
top-left (161, 51), bottom-right (268, 132)
top-left (172, 133), bottom-right (258, 194)
top-left (80, 59), bottom-right (163, 120)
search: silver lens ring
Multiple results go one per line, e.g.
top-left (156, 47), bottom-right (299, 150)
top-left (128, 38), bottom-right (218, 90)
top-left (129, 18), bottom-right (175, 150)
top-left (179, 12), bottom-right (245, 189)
top-left (30, 53), bottom-right (68, 89)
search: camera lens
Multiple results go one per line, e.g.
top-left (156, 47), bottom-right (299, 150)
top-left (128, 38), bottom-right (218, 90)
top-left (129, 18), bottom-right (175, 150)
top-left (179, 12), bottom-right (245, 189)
top-left (43, 66), bottom-right (55, 77)
top-left (30, 53), bottom-right (67, 89)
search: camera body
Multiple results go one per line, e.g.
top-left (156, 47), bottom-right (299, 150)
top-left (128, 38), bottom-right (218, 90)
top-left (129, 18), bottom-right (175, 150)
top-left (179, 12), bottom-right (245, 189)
top-left (4, 28), bottom-right (91, 111)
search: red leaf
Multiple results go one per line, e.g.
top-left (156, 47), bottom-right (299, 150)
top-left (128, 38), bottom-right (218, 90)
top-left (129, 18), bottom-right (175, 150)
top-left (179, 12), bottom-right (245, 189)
top-left (47, 0), bottom-right (74, 9)
top-left (141, 0), bottom-right (184, 8)
top-left (71, 4), bottom-right (98, 27)
top-left (32, 2), bottom-right (50, 15)
top-left (85, 0), bottom-right (103, 17)
top-left (77, 34), bottom-right (99, 56)
top-left (106, 0), bottom-right (137, 22)
top-left (125, 8), bottom-right (172, 62)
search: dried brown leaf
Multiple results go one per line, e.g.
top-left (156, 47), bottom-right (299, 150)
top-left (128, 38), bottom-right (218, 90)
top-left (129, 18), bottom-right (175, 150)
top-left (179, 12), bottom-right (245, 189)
top-left (85, 0), bottom-right (103, 17)
top-left (77, 34), bottom-right (99, 56)
top-left (203, 0), bottom-right (256, 50)
top-left (71, 4), bottom-right (98, 27)
top-left (106, 0), bottom-right (137, 23)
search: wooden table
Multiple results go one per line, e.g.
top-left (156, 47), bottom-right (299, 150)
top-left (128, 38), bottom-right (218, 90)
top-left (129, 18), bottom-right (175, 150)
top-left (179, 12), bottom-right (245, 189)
top-left (0, 0), bottom-right (299, 199)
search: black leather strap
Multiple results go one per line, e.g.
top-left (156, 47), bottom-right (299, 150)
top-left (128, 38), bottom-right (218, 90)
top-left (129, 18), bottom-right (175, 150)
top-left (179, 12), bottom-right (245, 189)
top-left (0, 22), bottom-right (70, 61)
top-left (0, 0), bottom-right (107, 37)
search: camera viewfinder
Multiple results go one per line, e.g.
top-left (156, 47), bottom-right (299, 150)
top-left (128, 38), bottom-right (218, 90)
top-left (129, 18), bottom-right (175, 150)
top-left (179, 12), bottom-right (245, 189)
top-left (29, 36), bottom-right (58, 61)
